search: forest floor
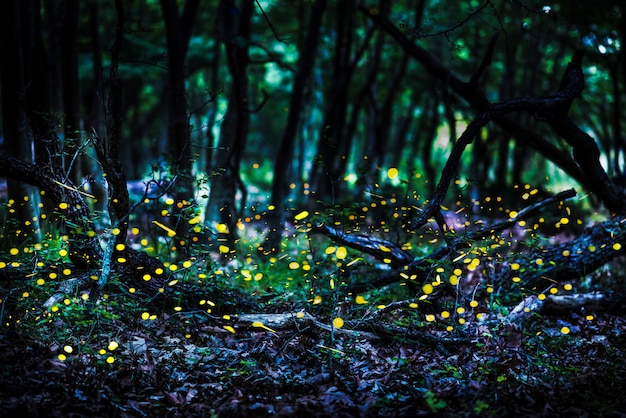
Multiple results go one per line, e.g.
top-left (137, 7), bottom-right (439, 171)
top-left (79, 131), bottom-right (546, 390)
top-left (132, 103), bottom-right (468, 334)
top-left (2, 295), bottom-right (626, 418)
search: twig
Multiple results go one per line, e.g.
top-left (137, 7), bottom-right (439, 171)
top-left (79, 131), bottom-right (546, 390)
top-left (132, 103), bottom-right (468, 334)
top-left (254, 0), bottom-right (292, 44)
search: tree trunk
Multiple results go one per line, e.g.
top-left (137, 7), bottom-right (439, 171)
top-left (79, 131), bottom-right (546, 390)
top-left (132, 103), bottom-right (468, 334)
top-left (206, 0), bottom-right (253, 249)
top-left (308, 0), bottom-right (357, 206)
top-left (159, 0), bottom-right (201, 234)
top-left (0, 0), bottom-right (41, 243)
top-left (60, 0), bottom-right (82, 184)
top-left (265, 0), bottom-right (328, 253)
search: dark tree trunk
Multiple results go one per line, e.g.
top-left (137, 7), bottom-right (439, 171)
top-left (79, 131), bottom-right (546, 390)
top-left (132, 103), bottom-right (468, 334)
top-left (0, 0), bottom-right (41, 243)
top-left (60, 0), bottom-right (82, 184)
top-left (206, 0), bottom-right (253, 248)
top-left (265, 0), bottom-right (328, 253)
top-left (308, 0), bottom-right (357, 206)
top-left (159, 0), bottom-right (200, 208)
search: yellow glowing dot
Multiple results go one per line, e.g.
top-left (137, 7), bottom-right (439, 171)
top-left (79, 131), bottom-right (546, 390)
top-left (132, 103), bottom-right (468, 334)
top-left (510, 263), bottom-right (520, 270)
top-left (470, 300), bottom-right (479, 308)
top-left (129, 288), bottom-right (136, 293)
top-left (333, 317), bottom-right (344, 328)
top-left (585, 315), bottom-right (594, 321)
top-left (560, 217), bottom-right (569, 225)
top-left (294, 210), bottom-right (309, 221)
top-left (188, 215), bottom-right (201, 225)
top-left (59, 202), bottom-right (68, 210)
top-left (63, 268), bottom-right (71, 276)
top-left (449, 275), bottom-right (459, 286)
top-left (132, 227), bottom-right (140, 234)
top-left (425, 314), bottom-right (435, 322)
top-left (141, 312), bottom-right (150, 320)
top-left (64, 345), bottom-right (73, 354)
top-left (355, 295), bottom-right (368, 305)
top-left (562, 250), bottom-right (570, 257)
top-left (387, 167), bottom-right (399, 180)
top-left (458, 318), bottom-right (466, 325)
top-left (117, 257), bottom-right (126, 263)
top-left (143, 274), bottom-right (151, 281)
top-left (59, 249), bottom-right (68, 257)
top-left (538, 293), bottom-right (546, 300)
top-left (422, 283), bottom-right (434, 295)
top-left (457, 307), bottom-right (466, 314)
top-left (106, 356), bottom-right (115, 364)
top-left (169, 264), bottom-right (178, 271)
top-left (325, 246), bottom-right (336, 255)
top-left (37, 279), bottom-right (45, 286)
top-left (588, 245), bottom-right (596, 252)
top-left (174, 306), bottom-right (182, 312)
top-left (155, 268), bottom-right (164, 275)
top-left (289, 262), bottom-right (300, 270)
top-left (219, 245), bottom-right (230, 254)
top-left (165, 198), bottom-right (175, 205)
top-left (563, 283), bottom-right (572, 291)
top-left (313, 295), bottom-right (322, 305)
top-left (560, 327), bottom-right (570, 335)
top-left (613, 243), bottom-right (622, 251)
top-left (512, 276), bottom-right (521, 283)
top-left (108, 341), bottom-right (119, 351)
top-left (550, 287), bottom-right (558, 294)
top-left (9, 248), bottom-right (19, 256)
top-left (115, 244), bottom-right (125, 251)
top-left (409, 303), bottom-right (418, 309)
top-left (335, 247), bottom-right (347, 260)
top-left (509, 211), bottom-right (518, 219)
top-left (112, 228), bottom-right (121, 236)
top-left (440, 311), bottom-right (450, 319)
top-left (535, 259), bottom-right (543, 265)
top-left (58, 354), bottom-right (67, 361)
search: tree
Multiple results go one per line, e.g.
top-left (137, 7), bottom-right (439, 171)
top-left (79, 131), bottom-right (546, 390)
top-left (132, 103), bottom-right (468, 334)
top-left (206, 0), bottom-right (254, 249)
top-left (159, 0), bottom-right (201, 237)
top-left (0, 0), bottom-right (43, 243)
top-left (265, 0), bottom-right (328, 253)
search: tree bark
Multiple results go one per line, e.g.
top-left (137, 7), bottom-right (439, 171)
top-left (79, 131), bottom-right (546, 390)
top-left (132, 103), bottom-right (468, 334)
top-left (265, 0), bottom-right (328, 253)
top-left (0, 0), bottom-right (42, 242)
top-left (206, 0), bottom-right (253, 247)
top-left (159, 0), bottom-right (201, 231)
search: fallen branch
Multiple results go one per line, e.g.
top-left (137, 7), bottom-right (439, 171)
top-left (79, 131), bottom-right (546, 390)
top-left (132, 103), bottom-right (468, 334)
top-left (233, 311), bottom-right (471, 347)
top-left (312, 224), bottom-right (413, 267)
top-left (506, 291), bottom-right (619, 324)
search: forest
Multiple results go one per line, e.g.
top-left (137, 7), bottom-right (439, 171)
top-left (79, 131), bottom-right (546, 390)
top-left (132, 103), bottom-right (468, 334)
top-left (1, 0), bottom-right (626, 416)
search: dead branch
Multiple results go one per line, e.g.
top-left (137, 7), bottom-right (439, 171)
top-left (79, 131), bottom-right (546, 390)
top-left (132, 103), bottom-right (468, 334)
top-left (506, 291), bottom-right (618, 324)
top-left (312, 224), bottom-right (413, 266)
top-left (234, 311), bottom-right (470, 347)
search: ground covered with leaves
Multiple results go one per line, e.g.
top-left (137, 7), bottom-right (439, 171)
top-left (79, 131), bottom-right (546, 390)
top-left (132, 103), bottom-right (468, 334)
top-left (2, 294), bottom-right (626, 418)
